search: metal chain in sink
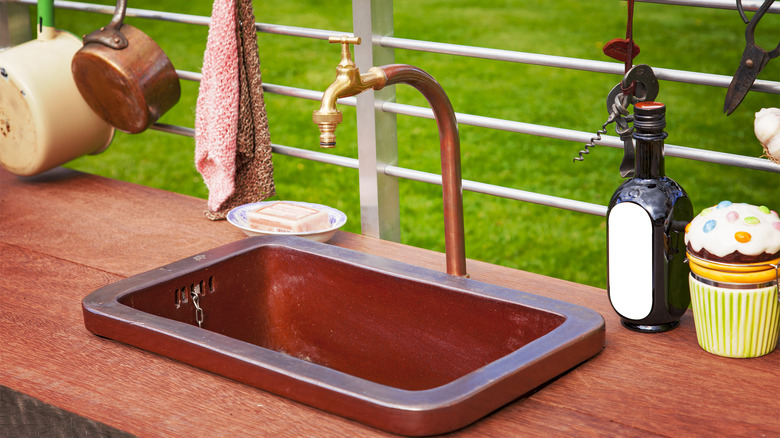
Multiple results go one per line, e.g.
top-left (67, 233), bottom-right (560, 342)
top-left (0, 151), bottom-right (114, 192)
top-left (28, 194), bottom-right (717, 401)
top-left (191, 290), bottom-right (204, 328)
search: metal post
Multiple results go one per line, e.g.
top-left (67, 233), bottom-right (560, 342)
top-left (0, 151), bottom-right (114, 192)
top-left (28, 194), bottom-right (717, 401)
top-left (351, 0), bottom-right (400, 241)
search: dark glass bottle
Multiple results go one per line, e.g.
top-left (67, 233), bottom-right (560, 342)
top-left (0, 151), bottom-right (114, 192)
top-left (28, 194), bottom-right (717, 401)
top-left (607, 101), bottom-right (693, 332)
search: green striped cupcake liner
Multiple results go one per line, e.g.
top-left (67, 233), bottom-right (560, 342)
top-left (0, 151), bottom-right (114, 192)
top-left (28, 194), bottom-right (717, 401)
top-left (689, 274), bottom-right (779, 358)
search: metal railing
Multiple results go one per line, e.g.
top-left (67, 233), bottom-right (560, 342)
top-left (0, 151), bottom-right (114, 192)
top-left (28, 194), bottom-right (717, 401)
top-left (5, 0), bottom-right (779, 240)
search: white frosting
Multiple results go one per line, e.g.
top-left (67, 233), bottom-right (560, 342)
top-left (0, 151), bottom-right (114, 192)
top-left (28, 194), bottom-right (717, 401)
top-left (684, 202), bottom-right (780, 258)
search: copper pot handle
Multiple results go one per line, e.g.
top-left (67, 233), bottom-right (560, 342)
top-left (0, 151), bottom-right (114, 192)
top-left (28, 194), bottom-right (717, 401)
top-left (82, 0), bottom-right (129, 50)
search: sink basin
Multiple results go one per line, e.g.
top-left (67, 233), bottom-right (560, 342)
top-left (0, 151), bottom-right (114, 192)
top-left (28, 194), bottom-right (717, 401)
top-left (82, 235), bottom-right (604, 436)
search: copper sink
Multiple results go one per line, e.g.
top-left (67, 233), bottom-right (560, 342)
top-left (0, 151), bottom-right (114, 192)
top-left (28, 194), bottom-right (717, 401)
top-left (82, 235), bottom-right (604, 436)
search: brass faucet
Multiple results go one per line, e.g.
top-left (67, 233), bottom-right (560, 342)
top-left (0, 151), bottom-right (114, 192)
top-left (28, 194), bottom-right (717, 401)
top-left (312, 36), bottom-right (387, 147)
top-left (313, 36), bottom-right (468, 277)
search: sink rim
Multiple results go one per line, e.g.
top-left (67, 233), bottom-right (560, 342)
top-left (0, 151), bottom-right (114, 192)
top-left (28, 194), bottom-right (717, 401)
top-left (83, 235), bottom-right (605, 435)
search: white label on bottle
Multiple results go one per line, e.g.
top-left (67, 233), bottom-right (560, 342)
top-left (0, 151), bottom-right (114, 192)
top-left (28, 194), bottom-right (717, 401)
top-left (608, 202), bottom-right (653, 320)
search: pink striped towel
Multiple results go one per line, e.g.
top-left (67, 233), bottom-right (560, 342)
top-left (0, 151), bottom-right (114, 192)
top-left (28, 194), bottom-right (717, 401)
top-left (194, 0), bottom-right (240, 213)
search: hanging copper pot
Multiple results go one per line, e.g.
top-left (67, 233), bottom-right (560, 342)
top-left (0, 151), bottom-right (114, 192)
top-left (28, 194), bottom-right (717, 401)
top-left (71, 0), bottom-right (180, 134)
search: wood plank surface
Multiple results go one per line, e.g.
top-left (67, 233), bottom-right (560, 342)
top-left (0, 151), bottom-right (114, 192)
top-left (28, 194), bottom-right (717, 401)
top-left (1, 167), bottom-right (778, 436)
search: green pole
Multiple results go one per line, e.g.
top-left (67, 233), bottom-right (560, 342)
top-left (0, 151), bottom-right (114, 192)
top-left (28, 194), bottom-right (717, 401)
top-left (38, 0), bottom-right (54, 30)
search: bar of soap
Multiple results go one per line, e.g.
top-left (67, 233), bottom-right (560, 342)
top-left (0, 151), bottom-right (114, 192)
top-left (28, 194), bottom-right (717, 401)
top-left (247, 202), bottom-right (330, 233)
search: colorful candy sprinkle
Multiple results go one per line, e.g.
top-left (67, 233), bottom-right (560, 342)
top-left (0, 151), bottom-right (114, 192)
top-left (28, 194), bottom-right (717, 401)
top-left (703, 220), bottom-right (716, 233)
top-left (701, 207), bottom-right (715, 216)
top-left (717, 200), bottom-right (732, 209)
top-left (685, 222), bottom-right (691, 234)
top-left (744, 216), bottom-right (760, 225)
top-left (773, 222), bottom-right (780, 232)
top-left (735, 231), bottom-right (752, 243)
top-left (758, 205), bottom-right (770, 214)
top-left (726, 211), bottom-right (739, 222)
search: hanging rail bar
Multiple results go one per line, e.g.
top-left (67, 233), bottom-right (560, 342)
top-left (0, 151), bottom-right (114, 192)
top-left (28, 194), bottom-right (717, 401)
top-left (149, 121), bottom-right (768, 216)
top-left (10, 0), bottom-right (348, 39)
top-left (149, 119), bottom-right (607, 215)
top-left (148, 121), bottom-right (752, 217)
top-left (149, 122), bottom-right (361, 170)
top-left (14, 0), bottom-right (778, 94)
top-left (635, 0), bottom-right (780, 13)
top-left (271, 144), bottom-right (360, 170)
top-left (274, 145), bottom-right (609, 216)
top-left (383, 165), bottom-right (609, 216)
top-left (378, 101), bottom-right (780, 173)
top-left (14, 0), bottom-right (209, 25)
top-left (167, 70), bottom-right (780, 174)
top-left (377, 37), bottom-right (780, 93)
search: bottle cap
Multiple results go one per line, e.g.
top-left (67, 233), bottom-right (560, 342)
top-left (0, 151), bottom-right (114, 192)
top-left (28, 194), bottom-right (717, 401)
top-left (635, 101), bottom-right (665, 112)
top-left (634, 101), bottom-right (666, 131)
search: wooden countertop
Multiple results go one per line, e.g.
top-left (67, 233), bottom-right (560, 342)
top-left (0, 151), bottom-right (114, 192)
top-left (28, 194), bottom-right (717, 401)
top-left (1, 167), bottom-right (777, 437)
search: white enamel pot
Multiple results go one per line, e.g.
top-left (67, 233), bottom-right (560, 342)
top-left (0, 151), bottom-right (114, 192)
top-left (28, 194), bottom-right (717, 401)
top-left (0, 0), bottom-right (114, 176)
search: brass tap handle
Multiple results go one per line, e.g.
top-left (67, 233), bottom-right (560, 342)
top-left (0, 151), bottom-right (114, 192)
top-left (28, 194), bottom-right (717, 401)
top-left (328, 35), bottom-right (361, 45)
top-left (328, 36), bottom-right (361, 68)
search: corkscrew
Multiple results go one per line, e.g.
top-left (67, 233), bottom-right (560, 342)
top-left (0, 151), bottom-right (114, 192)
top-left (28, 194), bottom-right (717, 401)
top-left (574, 85), bottom-right (632, 162)
top-left (574, 64), bottom-right (659, 178)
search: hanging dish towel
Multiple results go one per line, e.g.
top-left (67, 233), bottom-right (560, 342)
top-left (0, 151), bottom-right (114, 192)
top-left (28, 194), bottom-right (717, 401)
top-left (195, 0), bottom-right (275, 220)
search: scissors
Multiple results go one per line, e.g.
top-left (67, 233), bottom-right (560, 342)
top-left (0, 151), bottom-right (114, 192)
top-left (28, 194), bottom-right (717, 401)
top-left (724, 0), bottom-right (779, 115)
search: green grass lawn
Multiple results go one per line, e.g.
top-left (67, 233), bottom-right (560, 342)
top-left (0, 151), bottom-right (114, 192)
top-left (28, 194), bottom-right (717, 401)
top-left (51, 0), bottom-right (779, 288)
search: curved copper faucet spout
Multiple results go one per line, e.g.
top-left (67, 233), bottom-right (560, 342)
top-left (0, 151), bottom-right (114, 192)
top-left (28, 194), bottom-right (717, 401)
top-left (313, 54), bottom-right (467, 276)
top-left (380, 64), bottom-right (467, 277)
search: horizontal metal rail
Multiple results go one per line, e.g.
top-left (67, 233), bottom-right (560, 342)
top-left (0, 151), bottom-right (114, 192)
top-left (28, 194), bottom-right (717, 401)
top-left (150, 124), bottom-right (608, 216)
top-left (379, 101), bottom-right (780, 173)
top-left (378, 37), bottom-right (780, 93)
top-left (636, 0), bottom-right (780, 13)
top-left (155, 78), bottom-right (776, 216)
top-left (384, 165), bottom-right (609, 216)
top-left (12, 0), bottom-right (342, 39)
top-left (15, 0), bottom-right (780, 93)
top-left (174, 71), bottom-right (780, 174)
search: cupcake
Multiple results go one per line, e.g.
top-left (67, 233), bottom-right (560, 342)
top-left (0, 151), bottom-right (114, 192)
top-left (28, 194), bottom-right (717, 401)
top-left (684, 201), bottom-right (780, 358)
